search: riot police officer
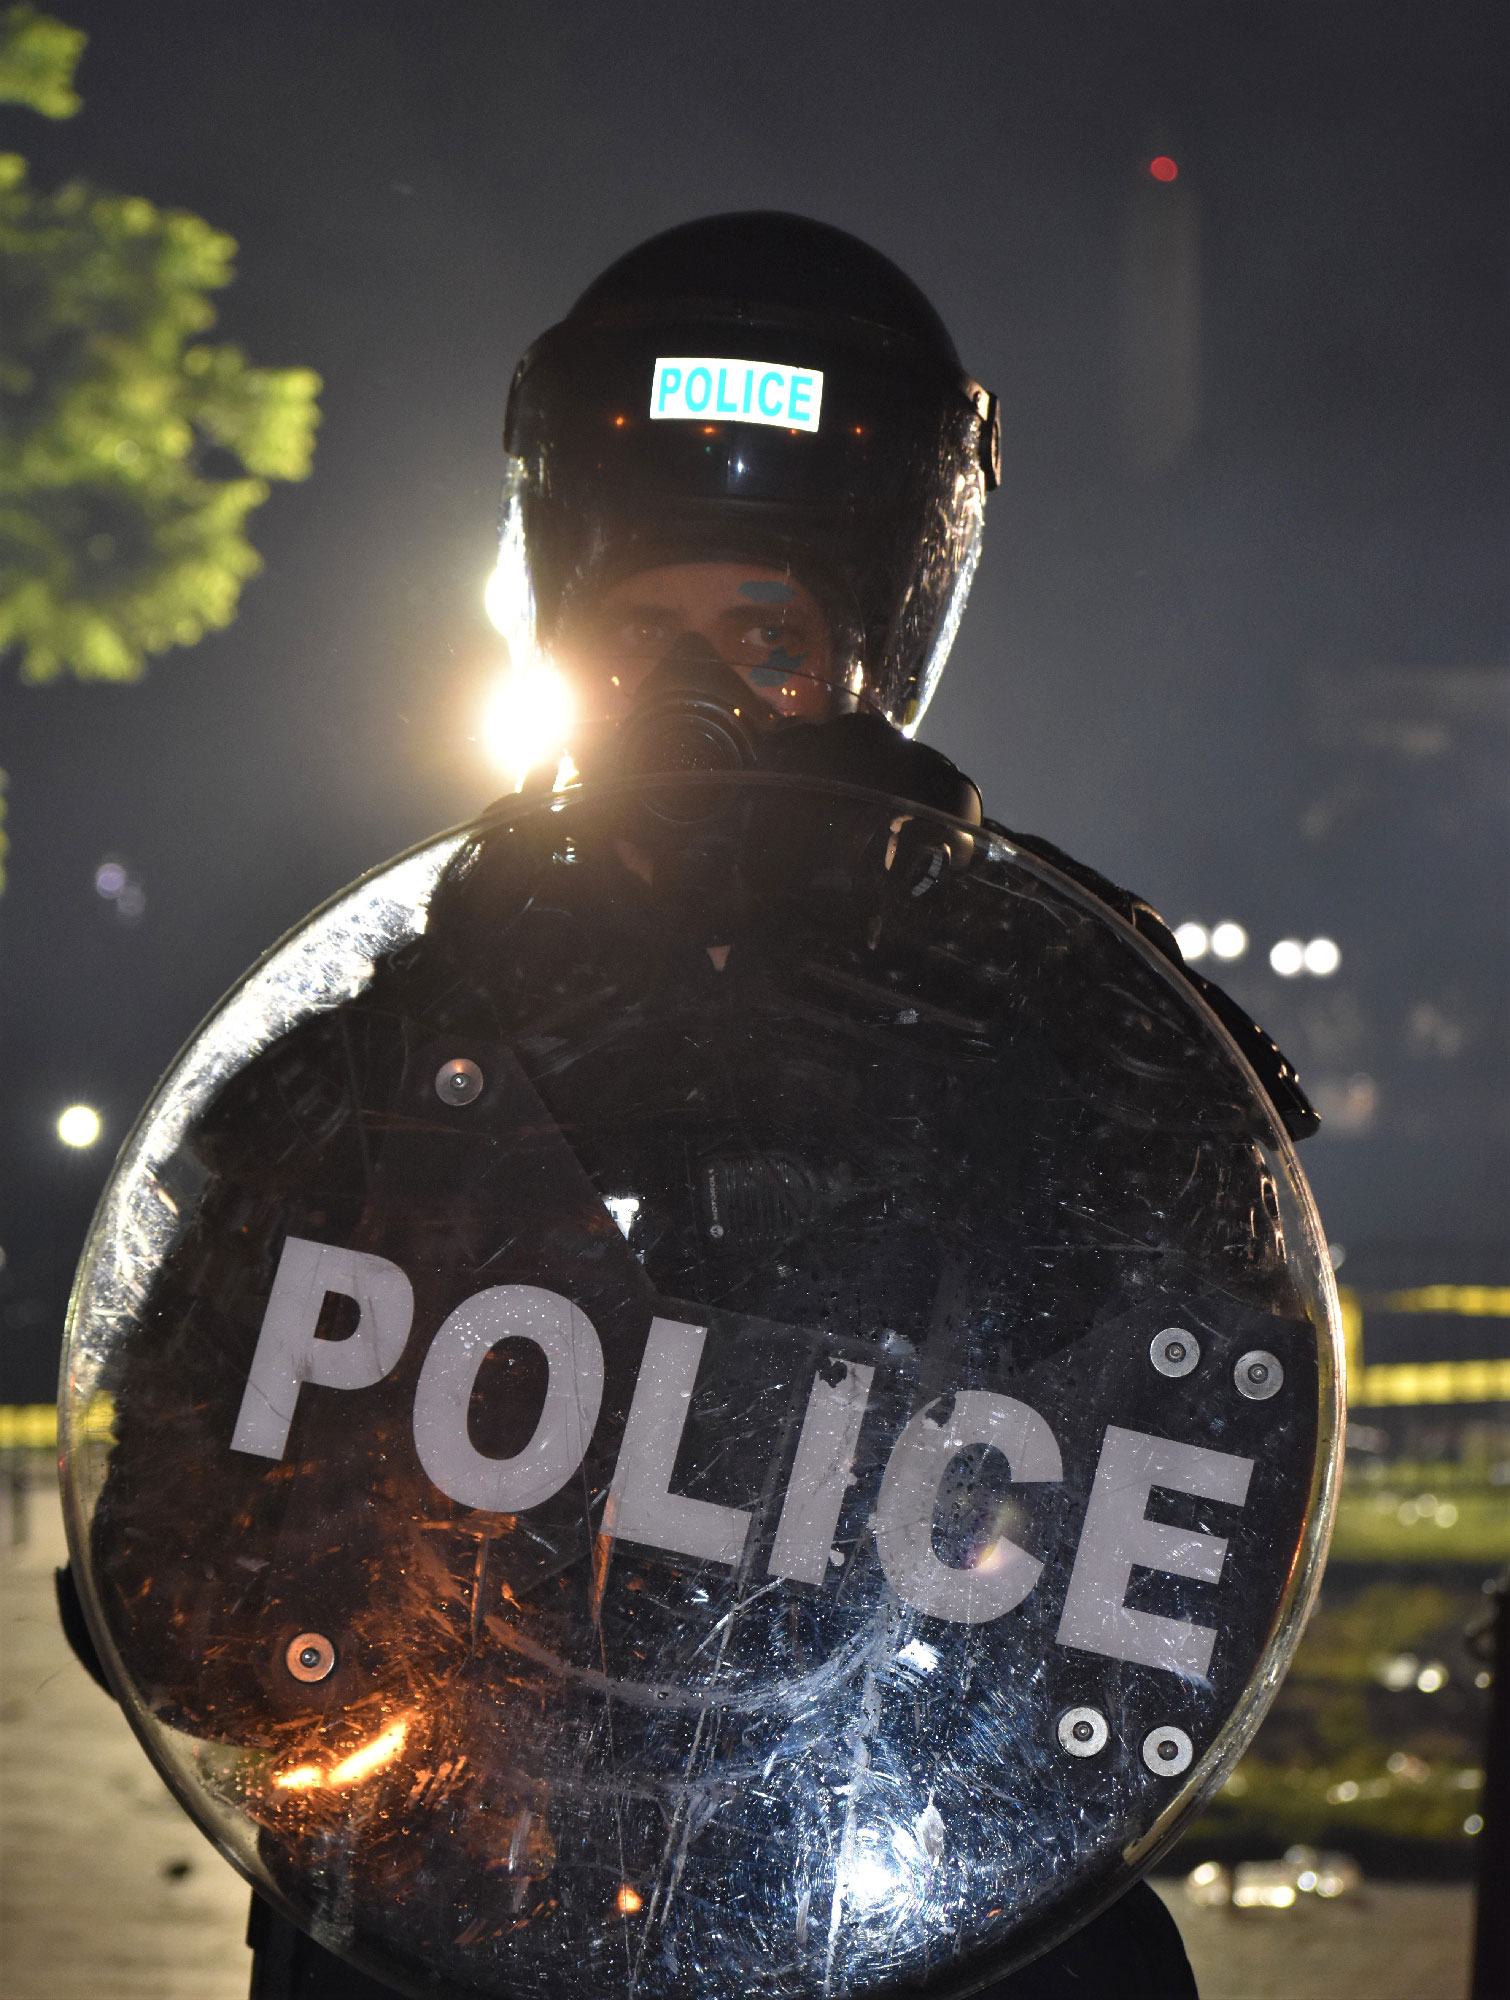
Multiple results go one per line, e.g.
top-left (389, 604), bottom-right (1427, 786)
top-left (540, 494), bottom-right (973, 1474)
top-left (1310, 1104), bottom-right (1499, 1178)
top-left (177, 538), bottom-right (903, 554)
top-left (59, 211), bottom-right (1329, 2000)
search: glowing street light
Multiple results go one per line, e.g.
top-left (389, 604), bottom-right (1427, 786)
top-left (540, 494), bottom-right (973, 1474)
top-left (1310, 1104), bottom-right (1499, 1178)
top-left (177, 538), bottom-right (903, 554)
top-left (1210, 922), bottom-right (1248, 962)
top-left (1175, 921), bottom-right (1248, 965)
top-left (1269, 936), bottom-right (1342, 978)
top-left (57, 1104), bottom-right (102, 1148)
top-left (1303, 936), bottom-right (1341, 977)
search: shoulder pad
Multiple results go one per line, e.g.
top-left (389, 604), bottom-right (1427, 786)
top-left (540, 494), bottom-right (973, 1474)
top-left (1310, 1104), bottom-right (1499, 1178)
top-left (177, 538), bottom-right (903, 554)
top-left (983, 820), bottom-right (1319, 1142)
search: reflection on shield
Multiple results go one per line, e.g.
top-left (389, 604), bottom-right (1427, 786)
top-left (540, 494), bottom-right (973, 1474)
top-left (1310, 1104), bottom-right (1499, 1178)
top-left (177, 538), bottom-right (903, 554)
top-left (60, 774), bottom-right (1341, 2000)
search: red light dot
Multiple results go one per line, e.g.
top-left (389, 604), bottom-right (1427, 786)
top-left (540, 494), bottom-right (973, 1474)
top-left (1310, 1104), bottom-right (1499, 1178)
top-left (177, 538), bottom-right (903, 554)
top-left (1148, 156), bottom-right (1179, 183)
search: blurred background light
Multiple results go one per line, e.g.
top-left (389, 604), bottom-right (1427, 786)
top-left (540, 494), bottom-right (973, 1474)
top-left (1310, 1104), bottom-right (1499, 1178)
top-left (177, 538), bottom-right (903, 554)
top-left (1270, 938), bottom-right (1305, 977)
top-left (1304, 935), bottom-right (1342, 976)
top-left (1148, 155), bottom-right (1179, 182)
top-left (1174, 921), bottom-right (1209, 960)
top-left (1210, 920), bottom-right (1248, 960)
top-left (1309, 1073), bottom-right (1378, 1133)
top-left (93, 856), bottom-right (146, 925)
top-left (56, 1105), bottom-right (101, 1149)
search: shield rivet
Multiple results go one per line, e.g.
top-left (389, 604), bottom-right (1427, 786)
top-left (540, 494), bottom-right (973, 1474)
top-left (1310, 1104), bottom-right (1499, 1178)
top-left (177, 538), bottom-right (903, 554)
top-left (1057, 1705), bottom-right (1110, 1758)
top-left (435, 1057), bottom-right (484, 1106)
top-left (1142, 1725), bottom-right (1193, 1776)
top-left (285, 1631), bottom-right (336, 1683)
top-left (1150, 1328), bottom-right (1200, 1378)
top-left (1234, 1349), bottom-right (1284, 1400)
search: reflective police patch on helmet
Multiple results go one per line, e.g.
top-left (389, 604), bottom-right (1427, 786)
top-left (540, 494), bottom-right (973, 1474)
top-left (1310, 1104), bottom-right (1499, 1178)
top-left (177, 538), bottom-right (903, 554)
top-left (651, 356), bottom-right (824, 431)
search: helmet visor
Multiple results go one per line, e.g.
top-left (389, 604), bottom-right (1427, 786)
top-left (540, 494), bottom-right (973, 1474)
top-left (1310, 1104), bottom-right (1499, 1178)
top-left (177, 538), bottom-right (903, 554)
top-left (504, 308), bottom-right (990, 729)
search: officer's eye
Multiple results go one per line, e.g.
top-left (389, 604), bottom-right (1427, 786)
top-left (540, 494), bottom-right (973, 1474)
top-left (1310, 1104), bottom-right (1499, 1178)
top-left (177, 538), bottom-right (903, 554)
top-left (736, 618), bottom-right (792, 657)
top-left (605, 611), bottom-right (677, 656)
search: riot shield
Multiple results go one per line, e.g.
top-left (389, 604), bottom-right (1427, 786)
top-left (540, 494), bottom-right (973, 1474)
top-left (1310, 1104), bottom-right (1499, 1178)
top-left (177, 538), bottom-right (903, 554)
top-left (59, 774), bottom-right (1342, 1999)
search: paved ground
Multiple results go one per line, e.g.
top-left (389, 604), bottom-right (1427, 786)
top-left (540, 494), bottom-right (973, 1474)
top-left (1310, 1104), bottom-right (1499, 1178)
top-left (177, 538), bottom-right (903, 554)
top-left (0, 1462), bottom-right (1479, 2000)
top-left (0, 1461), bottom-right (251, 2000)
top-left (1151, 1880), bottom-right (1473, 1999)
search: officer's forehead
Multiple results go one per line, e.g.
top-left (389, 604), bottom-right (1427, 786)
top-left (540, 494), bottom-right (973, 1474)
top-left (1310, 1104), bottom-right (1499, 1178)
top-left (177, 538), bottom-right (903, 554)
top-left (595, 561), bottom-right (813, 610)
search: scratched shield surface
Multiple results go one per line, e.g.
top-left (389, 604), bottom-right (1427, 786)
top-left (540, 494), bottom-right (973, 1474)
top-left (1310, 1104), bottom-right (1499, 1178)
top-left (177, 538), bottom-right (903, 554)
top-left (61, 776), bottom-right (1342, 2000)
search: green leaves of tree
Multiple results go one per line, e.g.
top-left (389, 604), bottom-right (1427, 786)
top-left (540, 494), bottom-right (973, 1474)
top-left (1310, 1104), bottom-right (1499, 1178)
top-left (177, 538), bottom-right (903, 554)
top-left (0, 3), bottom-right (85, 120)
top-left (0, 5), bottom-right (321, 690)
top-left (0, 7), bottom-right (321, 888)
top-left (0, 152), bottom-right (321, 684)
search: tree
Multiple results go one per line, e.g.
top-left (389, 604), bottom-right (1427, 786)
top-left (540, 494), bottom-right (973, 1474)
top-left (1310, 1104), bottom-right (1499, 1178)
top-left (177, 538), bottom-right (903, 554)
top-left (0, 5), bottom-right (321, 887)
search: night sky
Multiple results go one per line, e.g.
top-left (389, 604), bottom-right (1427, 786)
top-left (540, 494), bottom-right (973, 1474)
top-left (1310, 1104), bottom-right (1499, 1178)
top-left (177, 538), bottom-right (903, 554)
top-left (1, 1), bottom-right (1505, 1400)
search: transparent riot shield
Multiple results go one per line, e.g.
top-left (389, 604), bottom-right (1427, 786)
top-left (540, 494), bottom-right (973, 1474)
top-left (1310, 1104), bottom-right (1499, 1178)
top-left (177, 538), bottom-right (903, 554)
top-left (59, 774), bottom-right (1342, 1999)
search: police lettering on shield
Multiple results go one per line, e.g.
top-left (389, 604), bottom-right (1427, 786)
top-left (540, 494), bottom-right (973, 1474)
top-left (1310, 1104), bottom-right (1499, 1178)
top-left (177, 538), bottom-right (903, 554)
top-left (233, 1237), bottom-right (1258, 1672)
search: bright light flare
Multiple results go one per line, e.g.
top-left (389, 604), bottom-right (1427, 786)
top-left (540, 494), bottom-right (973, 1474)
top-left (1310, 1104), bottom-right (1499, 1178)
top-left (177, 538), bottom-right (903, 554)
top-left (273, 1718), bottom-right (409, 1792)
top-left (1303, 936), bottom-right (1341, 976)
top-left (329, 1719), bottom-right (408, 1784)
top-left (1174, 922), bottom-right (1209, 961)
top-left (483, 562), bottom-right (517, 638)
top-left (615, 1884), bottom-right (643, 1915)
top-left (482, 668), bottom-right (573, 791)
top-left (274, 1764), bottom-right (323, 1792)
top-left (839, 1843), bottom-right (908, 1913)
top-left (1210, 921), bottom-right (1248, 961)
top-left (1270, 935), bottom-right (1340, 977)
top-left (57, 1104), bottom-right (102, 1148)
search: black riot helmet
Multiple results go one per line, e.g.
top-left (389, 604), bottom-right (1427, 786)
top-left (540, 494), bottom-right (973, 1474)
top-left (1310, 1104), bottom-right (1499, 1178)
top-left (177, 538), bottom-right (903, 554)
top-left (499, 211), bottom-right (1000, 735)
